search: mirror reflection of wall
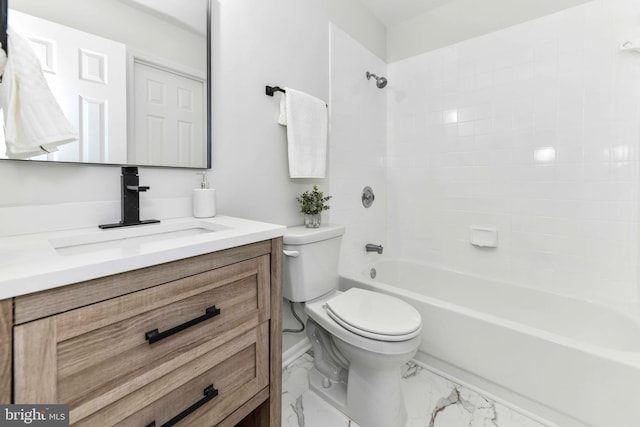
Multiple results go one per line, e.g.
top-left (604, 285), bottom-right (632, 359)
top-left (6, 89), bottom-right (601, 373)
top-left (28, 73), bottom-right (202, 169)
top-left (1, 0), bottom-right (209, 168)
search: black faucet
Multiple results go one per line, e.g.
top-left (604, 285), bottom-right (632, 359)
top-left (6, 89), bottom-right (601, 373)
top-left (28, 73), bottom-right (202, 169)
top-left (99, 166), bottom-right (160, 229)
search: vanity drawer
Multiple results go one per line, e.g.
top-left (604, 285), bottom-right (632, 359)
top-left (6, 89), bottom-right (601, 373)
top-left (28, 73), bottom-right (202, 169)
top-left (13, 255), bottom-right (270, 423)
top-left (75, 323), bottom-right (269, 426)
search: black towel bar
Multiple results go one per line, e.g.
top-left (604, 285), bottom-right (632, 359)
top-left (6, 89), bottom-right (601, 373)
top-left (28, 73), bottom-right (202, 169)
top-left (265, 84), bottom-right (328, 108)
top-left (265, 85), bottom-right (285, 96)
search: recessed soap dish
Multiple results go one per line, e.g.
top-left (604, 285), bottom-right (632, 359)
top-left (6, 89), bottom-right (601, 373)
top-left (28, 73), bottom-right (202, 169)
top-left (469, 226), bottom-right (498, 248)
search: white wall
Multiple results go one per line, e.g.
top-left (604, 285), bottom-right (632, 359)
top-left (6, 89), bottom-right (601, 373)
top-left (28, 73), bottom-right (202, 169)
top-left (386, 0), bottom-right (593, 62)
top-left (386, 0), bottom-right (640, 305)
top-left (329, 24), bottom-right (387, 271)
top-left (210, 0), bottom-right (331, 227)
top-left (0, 161), bottom-right (199, 236)
top-left (327, 0), bottom-right (386, 61)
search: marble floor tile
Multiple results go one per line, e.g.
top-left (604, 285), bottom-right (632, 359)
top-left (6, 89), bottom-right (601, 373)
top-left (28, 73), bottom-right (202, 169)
top-left (282, 354), bottom-right (549, 427)
top-left (282, 353), bottom-right (358, 427)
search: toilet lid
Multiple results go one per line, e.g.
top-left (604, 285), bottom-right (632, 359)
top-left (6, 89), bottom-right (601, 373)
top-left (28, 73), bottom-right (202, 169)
top-left (325, 288), bottom-right (422, 341)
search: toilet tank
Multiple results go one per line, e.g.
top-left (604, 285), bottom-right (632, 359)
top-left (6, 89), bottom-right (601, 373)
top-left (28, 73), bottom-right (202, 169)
top-left (282, 224), bottom-right (345, 302)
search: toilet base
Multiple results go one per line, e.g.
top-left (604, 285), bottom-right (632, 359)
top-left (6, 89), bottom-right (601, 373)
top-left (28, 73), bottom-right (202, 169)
top-left (308, 364), bottom-right (408, 427)
top-left (342, 358), bottom-right (408, 427)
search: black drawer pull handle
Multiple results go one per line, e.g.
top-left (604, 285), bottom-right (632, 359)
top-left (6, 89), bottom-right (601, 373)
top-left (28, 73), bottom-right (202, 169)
top-left (145, 384), bottom-right (218, 427)
top-left (145, 305), bottom-right (221, 344)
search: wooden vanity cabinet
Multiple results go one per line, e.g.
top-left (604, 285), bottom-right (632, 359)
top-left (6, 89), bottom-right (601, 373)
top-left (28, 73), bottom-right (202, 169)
top-left (1, 238), bottom-right (282, 426)
top-left (0, 298), bottom-right (10, 405)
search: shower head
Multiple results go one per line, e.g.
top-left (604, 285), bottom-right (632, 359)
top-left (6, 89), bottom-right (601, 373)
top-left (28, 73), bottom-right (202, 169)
top-left (366, 71), bottom-right (387, 89)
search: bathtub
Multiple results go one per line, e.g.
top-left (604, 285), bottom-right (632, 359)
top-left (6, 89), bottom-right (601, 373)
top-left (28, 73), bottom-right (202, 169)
top-left (339, 259), bottom-right (640, 427)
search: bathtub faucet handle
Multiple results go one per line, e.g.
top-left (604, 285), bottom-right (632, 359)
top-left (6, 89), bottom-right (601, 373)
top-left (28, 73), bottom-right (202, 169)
top-left (365, 243), bottom-right (383, 254)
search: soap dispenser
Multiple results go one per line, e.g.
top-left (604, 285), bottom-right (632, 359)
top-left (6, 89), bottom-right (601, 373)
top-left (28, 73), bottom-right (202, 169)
top-left (193, 172), bottom-right (216, 218)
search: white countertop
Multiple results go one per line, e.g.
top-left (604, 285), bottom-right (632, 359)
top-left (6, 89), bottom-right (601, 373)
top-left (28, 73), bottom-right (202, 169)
top-left (0, 216), bottom-right (286, 299)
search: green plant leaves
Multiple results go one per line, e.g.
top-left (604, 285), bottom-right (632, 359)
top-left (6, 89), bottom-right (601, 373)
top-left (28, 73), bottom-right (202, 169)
top-left (296, 185), bottom-right (332, 214)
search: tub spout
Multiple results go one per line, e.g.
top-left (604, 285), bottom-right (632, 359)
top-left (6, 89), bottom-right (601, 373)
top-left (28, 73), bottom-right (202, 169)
top-left (365, 243), bottom-right (383, 254)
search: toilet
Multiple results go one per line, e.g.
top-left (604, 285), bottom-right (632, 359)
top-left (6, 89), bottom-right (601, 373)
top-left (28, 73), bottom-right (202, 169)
top-left (283, 224), bottom-right (422, 427)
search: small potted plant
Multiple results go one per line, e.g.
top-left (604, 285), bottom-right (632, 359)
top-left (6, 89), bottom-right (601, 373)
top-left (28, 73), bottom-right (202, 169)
top-left (296, 185), bottom-right (332, 228)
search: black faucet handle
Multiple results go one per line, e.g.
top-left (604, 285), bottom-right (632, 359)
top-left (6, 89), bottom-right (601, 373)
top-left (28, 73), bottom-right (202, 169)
top-left (126, 185), bottom-right (150, 192)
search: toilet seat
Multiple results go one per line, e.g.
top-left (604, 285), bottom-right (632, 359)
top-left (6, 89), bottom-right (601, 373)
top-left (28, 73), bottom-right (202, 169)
top-left (325, 288), bottom-right (422, 341)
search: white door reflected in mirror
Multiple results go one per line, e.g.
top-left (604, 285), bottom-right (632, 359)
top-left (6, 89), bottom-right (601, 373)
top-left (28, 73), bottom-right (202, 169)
top-left (132, 60), bottom-right (206, 168)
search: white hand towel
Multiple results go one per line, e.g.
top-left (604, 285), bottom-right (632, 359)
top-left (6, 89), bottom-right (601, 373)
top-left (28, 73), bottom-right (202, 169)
top-left (0, 29), bottom-right (78, 159)
top-left (278, 92), bottom-right (287, 126)
top-left (283, 87), bottom-right (327, 178)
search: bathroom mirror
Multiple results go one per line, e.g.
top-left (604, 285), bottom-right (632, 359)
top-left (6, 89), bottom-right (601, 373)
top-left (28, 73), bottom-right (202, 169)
top-left (0, 0), bottom-right (211, 168)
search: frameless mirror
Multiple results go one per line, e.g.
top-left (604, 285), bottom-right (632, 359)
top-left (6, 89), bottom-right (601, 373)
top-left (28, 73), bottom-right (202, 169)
top-left (0, 0), bottom-right (211, 168)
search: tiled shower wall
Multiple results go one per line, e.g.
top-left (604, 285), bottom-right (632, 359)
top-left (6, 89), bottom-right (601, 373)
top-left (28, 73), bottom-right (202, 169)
top-left (386, 0), bottom-right (640, 305)
top-left (329, 24), bottom-right (387, 270)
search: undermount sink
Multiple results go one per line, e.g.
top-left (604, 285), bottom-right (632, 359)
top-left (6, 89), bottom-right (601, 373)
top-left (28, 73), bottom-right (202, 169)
top-left (50, 220), bottom-right (230, 256)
